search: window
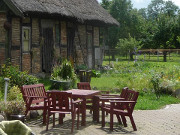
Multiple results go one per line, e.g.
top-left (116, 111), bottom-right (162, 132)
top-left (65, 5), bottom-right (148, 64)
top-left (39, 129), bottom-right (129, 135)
top-left (22, 27), bottom-right (31, 52)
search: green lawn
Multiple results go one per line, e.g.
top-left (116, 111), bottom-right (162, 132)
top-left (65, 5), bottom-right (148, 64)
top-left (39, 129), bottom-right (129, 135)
top-left (39, 54), bottom-right (180, 110)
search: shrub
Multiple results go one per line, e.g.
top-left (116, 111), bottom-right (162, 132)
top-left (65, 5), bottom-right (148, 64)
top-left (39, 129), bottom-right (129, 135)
top-left (0, 63), bottom-right (38, 88)
top-left (0, 101), bottom-right (25, 120)
top-left (7, 86), bottom-right (23, 101)
top-left (91, 70), bottom-right (101, 78)
top-left (151, 73), bottom-right (162, 99)
top-left (51, 59), bottom-right (77, 87)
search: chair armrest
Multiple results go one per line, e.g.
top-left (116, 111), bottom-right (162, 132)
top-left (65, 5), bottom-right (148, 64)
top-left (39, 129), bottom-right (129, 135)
top-left (110, 100), bottom-right (136, 103)
top-left (101, 94), bottom-right (119, 97)
top-left (26, 96), bottom-right (47, 98)
top-left (99, 97), bottom-right (124, 101)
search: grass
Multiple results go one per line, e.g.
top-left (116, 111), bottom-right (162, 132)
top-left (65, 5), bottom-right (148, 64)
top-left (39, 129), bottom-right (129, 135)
top-left (38, 54), bottom-right (180, 110)
top-left (135, 92), bottom-right (180, 110)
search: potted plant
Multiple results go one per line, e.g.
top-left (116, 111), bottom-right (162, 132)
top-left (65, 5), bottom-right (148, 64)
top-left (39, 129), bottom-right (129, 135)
top-left (0, 100), bottom-right (25, 121)
top-left (0, 86), bottom-right (26, 121)
top-left (50, 59), bottom-right (77, 90)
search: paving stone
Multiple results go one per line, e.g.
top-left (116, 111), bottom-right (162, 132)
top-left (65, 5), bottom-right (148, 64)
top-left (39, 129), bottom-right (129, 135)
top-left (26, 104), bottom-right (180, 135)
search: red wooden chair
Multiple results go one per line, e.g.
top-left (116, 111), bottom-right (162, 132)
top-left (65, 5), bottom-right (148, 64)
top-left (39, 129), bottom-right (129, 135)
top-left (101, 89), bottom-right (139, 131)
top-left (20, 84), bottom-right (47, 123)
top-left (77, 82), bottom-right (91, 90)
top-left (99, 87), bottom-right (128, 117)
top-left (46, 91), bottom-right (82, 133)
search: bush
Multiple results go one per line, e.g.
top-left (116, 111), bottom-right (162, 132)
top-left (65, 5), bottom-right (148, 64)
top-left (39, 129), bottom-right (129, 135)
top-left (0, 63), bottom-right (38, 88)
top-left (0, 101), bottom-right (25, 120)
top-left (51, 59), bottom-right (77, 88)
top-left (91, 70), bottom-right (101, 78)
top-left (7, 86), bottom-right (23, 101)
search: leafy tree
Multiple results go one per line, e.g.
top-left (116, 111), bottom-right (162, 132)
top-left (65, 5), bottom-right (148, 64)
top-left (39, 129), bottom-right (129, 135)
top-left (153, 14), bottom-right (177, 61)
top-left (116, 34), bottom-right (141, 60)
top-left (147, 0), bottom-right (179, 19)
top-left (138, 8), bottom-right (148, 19)
top-left (101, 0), bottom-right (111, 10)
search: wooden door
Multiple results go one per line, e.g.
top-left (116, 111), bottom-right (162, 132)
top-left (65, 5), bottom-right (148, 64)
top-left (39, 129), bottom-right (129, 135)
top-left (42, 28), bottom-right (54, 73)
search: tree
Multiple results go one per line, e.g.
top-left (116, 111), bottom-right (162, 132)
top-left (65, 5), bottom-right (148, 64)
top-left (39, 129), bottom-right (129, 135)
top-left (117, 34), bottom-right (141, 60)
top-left (101, 0), bottom-right (111, 10)
top-left (147, 0), bottom-right (179, 19)
top-left (105, 0), bottom-right (133, 60)
top-left (153, 14), bottom-right (177, 62)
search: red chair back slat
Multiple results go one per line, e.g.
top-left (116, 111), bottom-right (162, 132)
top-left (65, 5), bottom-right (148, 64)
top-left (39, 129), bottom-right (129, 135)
top-left (77, 82), bottom-right (91, 90)
top-left (47, 91), bottom-right (72, 112)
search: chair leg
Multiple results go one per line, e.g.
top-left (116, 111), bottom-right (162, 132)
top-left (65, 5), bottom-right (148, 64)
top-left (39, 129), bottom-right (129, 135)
top-left (53, 114), bottom-right (55, 127)
top-left (121, 115), bottom-right (127, 127)
top-left (102, 109), bottom-right (105, 127)
top-left (43, 109), bottom-right (46, 124)
top-left (59, 114), bottom-right (63, 124)
top-left (46, 114), bottom-right (49, 131)
top-left (71, 113), bottom-right (75, 133)
top-left (77, 110), bottom-right (80, 130)
top-left (116, 114), bottom-right (122, 125)
top-left (129, 115), bottom-right (137, 131)
top-left (110, 112), bottom-right (113, 131)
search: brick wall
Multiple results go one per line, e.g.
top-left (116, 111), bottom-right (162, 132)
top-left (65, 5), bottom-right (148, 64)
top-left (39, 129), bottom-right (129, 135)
top-left (60, 21), bottom-right (67, 59)
top-left (22, 53), bottom-right (31, 72)
top-left (94, 27), bottom-right (99, 46)
top-left (32, 18), bottom-right (41, 73)
top-left (11, 18), bottom-right (21, 66)
top-left (0, 13), bottom-right (6, 65)
top-left (61, 21), bottom-right (67, 45)
top-left (74, 25), bottom-right (87, 65)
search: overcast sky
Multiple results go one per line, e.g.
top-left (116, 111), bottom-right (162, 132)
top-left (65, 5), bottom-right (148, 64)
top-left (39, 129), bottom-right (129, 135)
top-left (97, 0), bottom-right (180, 9)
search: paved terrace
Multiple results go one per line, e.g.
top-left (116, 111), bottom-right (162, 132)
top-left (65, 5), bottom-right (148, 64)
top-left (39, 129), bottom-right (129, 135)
top-left (27, 104), bottom-right (180, 135)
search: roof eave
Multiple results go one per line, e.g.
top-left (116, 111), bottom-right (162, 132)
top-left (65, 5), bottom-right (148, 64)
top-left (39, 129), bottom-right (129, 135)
top-left (3, 0), bottom-right (24, 17)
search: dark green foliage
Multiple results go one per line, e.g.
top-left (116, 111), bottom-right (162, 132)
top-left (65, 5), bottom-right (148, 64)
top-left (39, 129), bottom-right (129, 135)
top-left (91, 70), bottom-right (101, 78)
top-left (0, 63), bottom-right (38, 88)
top-left (75, 64), bottom-right (88, 71)
top-left (51, 59), bottom-right (77, 89)
top-left (51, 59), bottom-right (76, 81)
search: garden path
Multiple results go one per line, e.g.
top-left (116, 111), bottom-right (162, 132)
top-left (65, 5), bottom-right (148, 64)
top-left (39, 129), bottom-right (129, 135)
top-left (27, 104), bottom-right (180, 135)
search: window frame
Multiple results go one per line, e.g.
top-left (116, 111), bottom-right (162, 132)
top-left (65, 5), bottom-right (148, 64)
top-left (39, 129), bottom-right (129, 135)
top-left (22, 26), bottom-right (31, 53)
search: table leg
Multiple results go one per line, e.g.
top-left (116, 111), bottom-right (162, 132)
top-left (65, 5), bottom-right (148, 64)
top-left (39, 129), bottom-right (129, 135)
top-left (81, 98), bottom-right (86, 126)
top-left (93, 96), bottom-right (100, 122)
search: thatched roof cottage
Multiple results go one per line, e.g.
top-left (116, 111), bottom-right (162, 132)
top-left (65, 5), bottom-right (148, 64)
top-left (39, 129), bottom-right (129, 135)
top-left (0, 0), bottom-right (119, 73)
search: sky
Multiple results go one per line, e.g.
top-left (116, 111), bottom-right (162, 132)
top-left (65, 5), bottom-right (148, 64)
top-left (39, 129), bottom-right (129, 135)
top-left (97, 0), bottom-right (180, 9)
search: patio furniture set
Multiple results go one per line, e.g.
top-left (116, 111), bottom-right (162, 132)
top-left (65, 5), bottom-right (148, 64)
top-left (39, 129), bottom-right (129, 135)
top-left (20, 83), bottom-right (139, 133)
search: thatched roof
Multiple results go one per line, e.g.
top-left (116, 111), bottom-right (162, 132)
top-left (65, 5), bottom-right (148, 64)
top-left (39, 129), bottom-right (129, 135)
top-left (4, 0), bottom-right (119, 26)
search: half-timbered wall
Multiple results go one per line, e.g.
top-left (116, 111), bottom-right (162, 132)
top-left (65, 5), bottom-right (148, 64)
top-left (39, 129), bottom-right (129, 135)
top-left (11, 18), bottom-right (21, 66)
top-left (75, 24), bottom-right (86, 65)
top-left (60, 21), bottom-right (67, 58)
top-left (32, 18), bottom-right (41, 73)
top-left (0, 13), bottom-right (6, 65)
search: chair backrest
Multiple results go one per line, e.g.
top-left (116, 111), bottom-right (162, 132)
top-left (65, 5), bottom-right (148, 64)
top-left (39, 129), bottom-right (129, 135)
top-left (21, 84), bottom-right (46, 101)
top-left (120, 87), bottom-right (129, 98)
top-left (77, 82), bottom-right (91, 90)
top-left (47, 91), bottom-right (72, 112)
top-left (125, 90), bottom-right (139, 113)
top-left (116, 89), bottom-right (139, 113)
